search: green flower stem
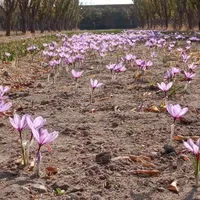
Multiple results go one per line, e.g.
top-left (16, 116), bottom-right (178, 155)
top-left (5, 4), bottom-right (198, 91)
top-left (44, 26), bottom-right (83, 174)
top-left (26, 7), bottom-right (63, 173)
top-left (169, 123), bottom-right (175, 146)
top-left (19, 131), bottom-right (27, 166)
top-left (34, 147), bottom-right (41, 177)
top-left (195, 157), bottom-right (200, 187)
top-left (90, 89), bottom-right (93, 104)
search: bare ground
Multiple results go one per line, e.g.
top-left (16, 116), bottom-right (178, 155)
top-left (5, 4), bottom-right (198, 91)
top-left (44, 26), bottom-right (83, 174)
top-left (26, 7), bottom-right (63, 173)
top-left (0, 41), bottom-right (200, 200)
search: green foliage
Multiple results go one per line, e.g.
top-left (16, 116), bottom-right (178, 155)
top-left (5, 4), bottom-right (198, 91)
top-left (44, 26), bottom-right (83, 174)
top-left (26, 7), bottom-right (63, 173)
top-left (80, 5), bottom-right (136, 30)
top-left (134, 0), bottom-right (200, 29)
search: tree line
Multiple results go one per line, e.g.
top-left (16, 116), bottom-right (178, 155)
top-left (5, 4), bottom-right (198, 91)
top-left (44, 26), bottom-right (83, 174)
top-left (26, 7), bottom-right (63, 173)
top-left (134, 0), bottom-right (200, 30)
top-left (79, 5), bottom-right (136, 30)
top-left (0, 0), bottom-right (80, 36)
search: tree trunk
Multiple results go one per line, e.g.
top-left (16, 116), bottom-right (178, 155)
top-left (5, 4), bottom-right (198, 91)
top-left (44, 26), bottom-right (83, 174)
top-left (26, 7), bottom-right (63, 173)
top-left (47, 20), bottom-right (51, 32)
top-left (5, 14), bottom-right (12, 36)
top-left (30, 18), bottom-right (35, 33)
top-left (40, 18), bottom-right (45, 33)
top-left (198, 10), bottom-right (200, 30)
top-left (178, 13), bottom-right (183, 30)
top-left (21, 15), bottom-right (27, 34)
top-left (187, 13), bottom-right (193, 29)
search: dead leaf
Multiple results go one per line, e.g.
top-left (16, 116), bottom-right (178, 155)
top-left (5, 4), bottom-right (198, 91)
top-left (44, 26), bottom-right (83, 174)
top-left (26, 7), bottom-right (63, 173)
top-left (180, 154), bottom-right (190, 161)
top-left (143, 106), bottom-right (160, 113)
top-left (142, 162), bottom-right (156, 168)
top-left (133, 169), bottom-right (160, 176)
top-left (45, 166), bottom-right (58, 176)
top-left (174, 135), bottom-right (200, 141)
top-left (140, 155), bottom-right (152, 162)
top-left (173, 135), bottom-right (186, 141)
top-left (168, 180), bottom-right (179, 193)
top-left (129, 155), bottom-right (141, 162)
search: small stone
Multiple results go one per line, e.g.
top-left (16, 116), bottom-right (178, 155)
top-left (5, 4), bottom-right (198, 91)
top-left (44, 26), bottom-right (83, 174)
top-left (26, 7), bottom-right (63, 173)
top-left (111, 122), bottom-right (118, 128)
top-left (40, 100), bottom-right (49, 105)
top-left (157, 187), bottom-right (165, 192)
top-left (163, 144), bottom-right (176, 155)
top-left (37, 83), bottom-right (43, 88)
top-left (172, 161), bottom-right (177, 169)
top-left (0, 123), bottom-right (5, 127)
top-left (151, 151), bottom-right (158, 158)
top-left (32, 184), bottom-right (47, 193)
top-left (95, 152), bottom-right (111, 164)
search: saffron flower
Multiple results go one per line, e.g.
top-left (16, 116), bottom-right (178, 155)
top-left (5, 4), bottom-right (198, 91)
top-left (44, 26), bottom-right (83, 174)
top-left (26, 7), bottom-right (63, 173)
top-left (166, 103), bottom-right (188, 145)
top-left (164, 69), bottom-right (174, 81)
top-left (114, 63), bottom-right (126, 73)
top-left (9, 114), bottom-right (28, 165)
top-left (184, 139), bottom-right (200, 155)
top-left (32, 128), bottom-right (58, 147)
top-left (71, 69), bottom-right (84, 79)
top-left (157, 82), bottom-right (173, 97)
top-left (90, 79), bottom-right (103, 104)
top-left (26, 115), bottom-right (46, 164)
top-left (0, 85), bottom-right (10, 100)
top-left (106, 64), bottom-right (115, 73)
top-left (183, 138), bottom-right (200, 187)
top-left (166, 103), bottom-right (188, 121)
top-left (26, 116), bottom-right (46, 130)
top-left (9, 114), bottom-right (27, 133)
top-left (31, 128), bottom-right (58, 176)
top-left (90, 79), bottom-right (103, 90)
top-left (0, 101), bottom-right (12, 113)
top-left (188, 63), bottom-right (197, 72)
top-left (184, 71), bottom-right (195, 82)
top-left (5, 52), bottom-right (11, 57)
top-left (171, 67), bottom-right (180, 75)
top-left (182, 53), bottom-right (190, 63)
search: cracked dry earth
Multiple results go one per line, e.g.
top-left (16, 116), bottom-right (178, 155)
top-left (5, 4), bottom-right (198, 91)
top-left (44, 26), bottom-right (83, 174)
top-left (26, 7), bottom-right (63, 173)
top-left (0, 45), bottom-right (200, 200)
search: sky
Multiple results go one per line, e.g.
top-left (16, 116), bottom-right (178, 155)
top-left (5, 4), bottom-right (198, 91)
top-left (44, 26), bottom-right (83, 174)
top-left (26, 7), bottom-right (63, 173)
top-left (80, 0), bottom-right (133, 5)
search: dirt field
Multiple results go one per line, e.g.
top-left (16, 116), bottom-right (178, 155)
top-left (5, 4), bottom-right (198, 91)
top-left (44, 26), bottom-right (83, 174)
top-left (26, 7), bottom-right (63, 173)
top-left (0, 31), bottom-right (200, 200)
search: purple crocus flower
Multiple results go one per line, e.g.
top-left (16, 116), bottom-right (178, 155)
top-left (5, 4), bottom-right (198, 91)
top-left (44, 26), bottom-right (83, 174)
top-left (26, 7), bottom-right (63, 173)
top-left (184, 138), bottom-right (200, 155)
top-left (5, 52), bottom-right (11, 57)
top-left (183, 138), bottom-right (200, 187)
top-left (157, 82), bottom-right (173, 97)
top-left (31, 128), bottom-right (58, 176)
top-left (188, 63), bottom-right (197, 72)
top-left (9, 114), bottom-right (27, 133)
top-left (184, 71), bottom-right (195, 82)
top-left (171, 67), bottom-right (180, 75)
top-left (164, 69), bottom-right (174, 81)
top-left (182, 53), bottom-right (190, 63)
top-left (0, 86), bottom-right (10, 100)
top-left (31, 128), bottom-right (58, 147)
top-left (106, 64), bottom-right (115, 72)
top-left (0, 101), bottom-right (12, 113)
top-left (166, 103), bottom-right (188, 121)
top-left (27, 45), bottom-right (38, 52)
top-left (90, 79), bottom-right (103, 90)
top-left (26, 116), bottom-right (46, 130)
top-left (9, 114), bottom-right (28, 165)
top-left (71, 69), bottom-right (84, 79)
top-left (114, 62), bottom-right (126, 73)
